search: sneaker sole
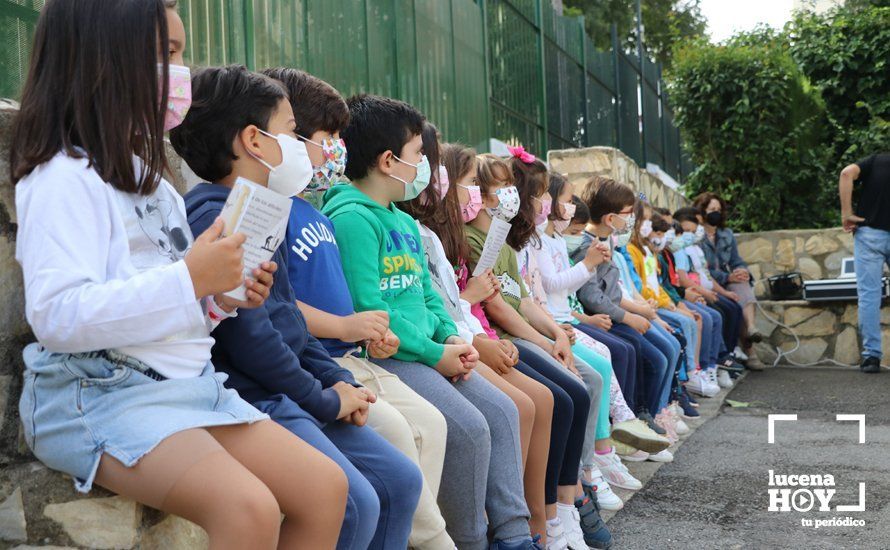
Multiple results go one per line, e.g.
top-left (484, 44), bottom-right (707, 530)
top-left (597, 499), bottom-right (624, 511)
top-left (610, 426), bottom-right (671, 454)
top-left (686, 386), bottom-right (718, 398)
top-left (619, 453), bottom-right (649, 462)
top-left (605, 478), bottom-right (643, 490)
top-left (647, 455), bottom-right (674, 463)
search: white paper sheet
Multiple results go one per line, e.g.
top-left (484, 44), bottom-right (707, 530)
top-left (472, 217), bottom-right (512, 276)
top-left (219, 177), bottom-right (292, 301)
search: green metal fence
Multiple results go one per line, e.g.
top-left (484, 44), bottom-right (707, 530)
top-left (0, 0), bottom-right (690, 182)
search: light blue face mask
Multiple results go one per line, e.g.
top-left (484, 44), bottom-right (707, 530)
top-left (392, 154), bottom-right (431, 201)
top-left (669, 232), bottom-right (695, 253)
top-left (563, 234), bottom-right (586, 256)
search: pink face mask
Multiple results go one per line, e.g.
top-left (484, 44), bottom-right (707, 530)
top-left (534, 195), bottom-right (552, 225)
top-left (553, 202), bottom-right (576, 234)
top-left (161, 64), bottom-right (192, 132)
top-left (423, 165), bottom-right (450, 205)
top-left (459, 184), bottom-right (483, 222)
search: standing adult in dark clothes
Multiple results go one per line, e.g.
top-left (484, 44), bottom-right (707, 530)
top-left (839, 152), bottom-right (890, 373)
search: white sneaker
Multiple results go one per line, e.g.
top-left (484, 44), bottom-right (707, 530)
top-left (717, 369), bottom-right (734, 388)
top-left (734, 346), bottom-right (748, 361)
top-left (592, 449), bottom-right (643, 490)
top-left (556, 503), bottom-right (589, 550)
top-left (648, 449), bottom-right (674, 462)
top-left (621, 449), bottom-right (650, 462)
top-left (583, 467), bottom-right (624, 511)
top-left (545, 517), bottom-right (569, 550)
top-left (674, 417), bottom-right (690, 436)
top-left (686, 370), bottom-right (718, 397)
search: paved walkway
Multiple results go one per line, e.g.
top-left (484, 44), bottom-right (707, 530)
top-left (605, 366), bottom-right (890, 549)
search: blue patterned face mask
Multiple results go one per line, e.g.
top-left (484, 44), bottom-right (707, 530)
top-left (563, 234), bottom-right (585, 256)
top-left (669, 232), bottom-right (696, 253)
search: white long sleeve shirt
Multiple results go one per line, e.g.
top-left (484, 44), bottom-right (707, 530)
top-left (417, 223), bottom-right (485, 343)
top-left (15, 153), bottom-right (213, 378)
top-left (533, 231), bottom-right (594, 323)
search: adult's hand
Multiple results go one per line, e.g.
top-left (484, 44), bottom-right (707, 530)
top-left (843, 214), bottom-right (865, 233)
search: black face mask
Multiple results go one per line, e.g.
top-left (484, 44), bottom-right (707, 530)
top-left (706, 211), bottom-right (722, 226)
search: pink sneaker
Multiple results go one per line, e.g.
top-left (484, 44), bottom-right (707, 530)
top-left (654, 410), bottom-right (678, 443)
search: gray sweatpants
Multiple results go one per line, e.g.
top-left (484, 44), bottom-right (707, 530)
top-left (372, 358), bottom-right (530, 550)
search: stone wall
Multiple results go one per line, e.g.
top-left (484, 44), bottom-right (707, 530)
top-left (547, 146), bottom-right (689, 212)
top-left (735, 227), bottom-right (889, 366)
top-left (0, 107), bottom-right (207, 548)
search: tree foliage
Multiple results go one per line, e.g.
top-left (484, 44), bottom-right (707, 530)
top-left (563, 0), bottom-right (706, 68)
top-left (668, 28), bottom-right (832, 232)
top-left (789, 6), bottom-right (890, 169)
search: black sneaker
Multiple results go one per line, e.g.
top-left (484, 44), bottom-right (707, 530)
top-left (861, 356), bottom-right (881, 374)
top-left (637, 411), bottom-right (666, 435)
top-left (575, 483), bottom-right (613, 549)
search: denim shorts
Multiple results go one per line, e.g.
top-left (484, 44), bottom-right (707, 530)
top-left (19, 343), bottom-right (268, 493)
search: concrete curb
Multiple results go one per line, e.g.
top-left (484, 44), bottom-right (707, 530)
top-left (603, 371), bottom-right (749, 523)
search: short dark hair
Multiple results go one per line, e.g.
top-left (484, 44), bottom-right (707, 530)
top-left (10, 0), bottom-right (171, 193)
top-left (342, 94), bottom-right (425, 181)
top-left (170, 65), bottom-right (287, 183)
top-left (582, 176), bottom-right (635, 222)
top-left (261, 67), bottom-right (349, 137)
top-left (570, 196), bottom-right (590, 225)
top-left (673, 206), bottom-right (701, 225)
top-left (653, 206), bottom-right (671, 217)
top-left (651, 213), bottom-right (671, 233)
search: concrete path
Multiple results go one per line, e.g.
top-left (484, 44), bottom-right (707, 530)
top-left (604, 366), bottom-right (890, 549)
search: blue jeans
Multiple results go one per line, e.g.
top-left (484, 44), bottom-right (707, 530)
top-left (659, 309), bottom-right (698, 374)
top-left (256, 395), bottom-right (423, 550)
top-left (610, 323), bottom-right (668, 416)
top-left (855, 226), bottom-right (890, 359)
top-left (574, 324), bottom-right (637, 410)
top-left (685, 301), bottom-right (723, 369)
top-left (643, 322), bottom-right (681, 413)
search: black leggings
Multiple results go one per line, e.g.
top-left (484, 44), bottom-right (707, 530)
top-left (711, 295), bottom-right (743, 354)
top-left (512, 340), bottom-right (589, 505)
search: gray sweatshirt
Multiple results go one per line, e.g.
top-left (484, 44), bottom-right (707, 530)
top-left (571, 233), bottom-right (626, 323)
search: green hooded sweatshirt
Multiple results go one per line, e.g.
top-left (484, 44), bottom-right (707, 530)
top-left (323, 184), bottom-right (458, 367)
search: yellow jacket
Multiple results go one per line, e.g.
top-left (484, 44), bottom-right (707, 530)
top-left (627, 243), bottom-right (673, 309)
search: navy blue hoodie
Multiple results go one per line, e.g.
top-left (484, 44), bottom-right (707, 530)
top-left (184, 183), bottom-right (356, 423)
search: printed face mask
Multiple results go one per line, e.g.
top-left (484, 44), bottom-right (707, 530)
top-left (694, 224), bottom-right (705, 243)
top-left (614, 230), bottom-right (631, 248)
top-left (300, 136), bottom-right (347, 192)
top-left (459, 184), bottom-right (483, 222)
top-left (160, 64), bottom-right (191, 131)
top-left (640, 219), bottom-right (653, 238)
top-left (553, 202), bottom-right (576, 234)
top-left (664, 228), bottom-right (676, 247)
top-left (392, 154), bottom-right (431, 201)
top-left (252, 129), bottom-right (314, 197)
top-left (533, 195), bottom-right (552, 226)
top-left (609, 212), bottom-right (635, 238)
top-left (486, 186), bottom-right (520, 222)
top-left (563, 234), bottom-right (585, 255)
top-left (650, 236), bottom-right (666, 251)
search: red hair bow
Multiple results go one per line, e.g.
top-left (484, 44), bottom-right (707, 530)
top-left (507, 145), bottom-right (536, 164)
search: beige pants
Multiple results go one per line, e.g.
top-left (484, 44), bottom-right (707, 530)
top-left (334, 355), bottom-right (453, 550)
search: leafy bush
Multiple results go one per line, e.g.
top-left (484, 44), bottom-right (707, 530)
top-left (668, 29), bottom-right (833, 232)
top-left (789, 6), bottom-right (890, 168)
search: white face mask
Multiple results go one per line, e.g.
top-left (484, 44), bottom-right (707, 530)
top-left (640, 219), bottom-right (653, 238)
top-left (251, 129), bottom-right (314, 197)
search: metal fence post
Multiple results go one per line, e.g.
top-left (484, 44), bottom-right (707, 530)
top-left (480, 0), bottom-right (494, 152)
top-left (611, 24), bottom-right (621, 150)
top-left (536, 0), bottom-right (548, 153)
top-left (242, 0), bottom-right (255, 70)
top-left (579, 16), bottom-right (590, 148)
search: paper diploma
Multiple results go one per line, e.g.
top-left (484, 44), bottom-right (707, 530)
top-left (219, 177), bottom-right (292, 301)
top-left (472, 217), bottom-right (512, 276)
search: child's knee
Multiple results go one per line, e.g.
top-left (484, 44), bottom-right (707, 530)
top-left (414, 402), bottom-right (448, 453)
top-left (343, 474), bottom-right (381, 542)
top-left (226, 482), bottom-right (281, 536)
top-left (514, 390), bottom-right (536, 428)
